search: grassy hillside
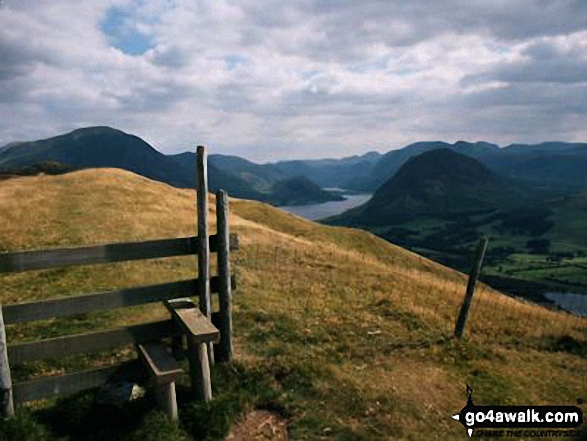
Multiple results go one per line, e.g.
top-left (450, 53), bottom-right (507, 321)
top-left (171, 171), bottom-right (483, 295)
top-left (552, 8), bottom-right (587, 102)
top-left (0, 170), bottom-right (585, 440)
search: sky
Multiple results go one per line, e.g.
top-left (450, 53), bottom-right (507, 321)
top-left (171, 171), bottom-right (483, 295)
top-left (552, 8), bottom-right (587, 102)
top-left (0, 0), bottom-right (586, 161)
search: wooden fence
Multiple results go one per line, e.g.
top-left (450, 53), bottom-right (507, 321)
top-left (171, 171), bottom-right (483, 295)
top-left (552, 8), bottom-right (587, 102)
top-left (0, 145), bottom-right (237, 419)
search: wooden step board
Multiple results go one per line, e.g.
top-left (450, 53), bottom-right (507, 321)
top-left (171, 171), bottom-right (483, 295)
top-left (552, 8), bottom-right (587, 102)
top-left (165, 298), bottom-right (219, 344)
top-left (137, 342), bottom-right (182, 421)
top-left (165, 298), bottom-right (217, 402)
top-left (137, 342), bottom-right (182, 385)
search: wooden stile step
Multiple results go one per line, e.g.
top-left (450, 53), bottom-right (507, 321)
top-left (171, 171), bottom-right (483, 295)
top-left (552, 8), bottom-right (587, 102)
top-left (165, 298), bottom-right (220, 344)
top-left (137, 342), bottom-right (183, 385)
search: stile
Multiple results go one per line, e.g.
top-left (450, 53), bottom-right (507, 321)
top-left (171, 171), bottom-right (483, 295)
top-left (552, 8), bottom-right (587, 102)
top-left (196, 145), bottom-right (213, 364)
top-left (216, 190), bottom-right (234, 363)
top-left (0, 306), bottom-right (14, 418)
top-left (138, 343), bottom-right (182, 421)
top-left (166, 298), bottom-right (215, 400)
top-left (0, 146), bottom-right (238, 419)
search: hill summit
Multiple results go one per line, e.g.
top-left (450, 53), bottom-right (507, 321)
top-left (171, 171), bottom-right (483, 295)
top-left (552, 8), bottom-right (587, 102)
top-left (0, 126), bottom-right (192, 188)
top-left (331, 148), bottom-right (516, 226)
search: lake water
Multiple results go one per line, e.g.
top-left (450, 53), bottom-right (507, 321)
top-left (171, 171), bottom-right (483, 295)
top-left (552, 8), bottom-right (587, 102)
top-left (544, 292), bottom-right (587, 317)
top-left (280, 192), bottom-right (372, 221)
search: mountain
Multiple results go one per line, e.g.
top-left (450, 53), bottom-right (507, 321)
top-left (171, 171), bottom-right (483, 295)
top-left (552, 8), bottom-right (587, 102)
top-left (329, 149), bottom-right (519, 226)
top-left (0, 126), bottom-right (193, 188)
top-left (209, 154), bottom-right (286, 192)
top-left (347, 141), bottom-right (500, 191)
top-left (169, 152), bottom-right (342, 205)
top-left (267, 176), bottom-right (345, 206)
top-left (482, 142), bottom-right (587, 193)
top-left (347, 140), bottom-right (587, 194)
top-left (168, 152), bottom-right (266, 200)
top-left (273, 151), bottom-right (381, 188)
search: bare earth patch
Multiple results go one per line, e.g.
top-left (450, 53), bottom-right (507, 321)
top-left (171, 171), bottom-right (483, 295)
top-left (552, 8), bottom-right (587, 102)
top-left (226, 410), bottom-right (288, 441)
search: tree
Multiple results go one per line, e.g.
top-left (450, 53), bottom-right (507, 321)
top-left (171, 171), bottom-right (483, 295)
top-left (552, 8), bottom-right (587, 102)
top-left (526, 238), bottom-right (550, 254)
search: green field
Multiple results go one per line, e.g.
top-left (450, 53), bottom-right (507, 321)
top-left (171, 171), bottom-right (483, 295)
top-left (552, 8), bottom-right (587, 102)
top-left (374, 198), bottom-right (587, 299)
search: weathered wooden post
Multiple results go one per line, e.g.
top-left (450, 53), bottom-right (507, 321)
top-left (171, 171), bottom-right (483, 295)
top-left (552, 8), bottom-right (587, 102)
top-left (0, 306), bottom-right (14, 418)
top-left (454, 237), bottom-right (489, 339)
top-left (196, 145), bottom-right (214, 365)
top-left (216, 190), bottom-right (234, 363)
top-left (187, 336), bottom-right (212, 401)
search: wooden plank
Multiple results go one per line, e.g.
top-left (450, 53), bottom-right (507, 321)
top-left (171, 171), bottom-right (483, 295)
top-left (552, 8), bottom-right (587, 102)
top-left (216, 190), bottom-right (234, 363)
top-left (165, 299), bottom-right (219, 345)
top-left (0, 234), bottom-right (239, 274)
top-left (2, 276), bottom-right (234, 325)
top-left (196, 146), bottom-right (213, 366)
top-left (454, 237), bottom-right (489, 339)
top-left (8, 320), bottom-right (181, 365)
top-left (137, 342), bottom-right (182, 385)
top-left (0, 306), bottom-right (14, 417)
top-left (12, 363), bottom-right (137, 404)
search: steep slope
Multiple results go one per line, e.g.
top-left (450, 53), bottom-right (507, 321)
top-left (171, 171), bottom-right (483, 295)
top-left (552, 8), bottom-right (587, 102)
top-left (0, 169), bottom-right (584, 440)
top-left (0, 127), bottom-right (192, 188)
top-left (334, 149), bottom-right (518, 226)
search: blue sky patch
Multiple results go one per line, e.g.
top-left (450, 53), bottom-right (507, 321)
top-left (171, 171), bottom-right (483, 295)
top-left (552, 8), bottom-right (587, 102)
top-left (224, 54), bottom-right (247, 71)
top-left (100, 5), bottom-right (155, 56)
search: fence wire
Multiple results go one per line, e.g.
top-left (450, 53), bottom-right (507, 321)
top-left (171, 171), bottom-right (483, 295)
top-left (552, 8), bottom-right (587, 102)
top-left (231, 237), bottom-right (587, 349)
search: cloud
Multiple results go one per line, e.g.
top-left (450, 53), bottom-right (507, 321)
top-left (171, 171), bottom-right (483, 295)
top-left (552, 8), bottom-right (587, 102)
top-left (0, 0), bottom-right (586, 160)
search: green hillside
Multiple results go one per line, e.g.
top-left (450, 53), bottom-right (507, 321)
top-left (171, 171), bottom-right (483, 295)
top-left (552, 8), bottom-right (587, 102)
top-left (328, 150), bottom-right (587, 297)
top-left (0, 169), bottom-right (585, 440)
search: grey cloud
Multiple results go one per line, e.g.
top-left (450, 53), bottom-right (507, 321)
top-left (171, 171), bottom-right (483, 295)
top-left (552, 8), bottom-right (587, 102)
top-left (462, 37), bottom-right (587, 86)
top-left (148, 45), bottom-right (190, 68)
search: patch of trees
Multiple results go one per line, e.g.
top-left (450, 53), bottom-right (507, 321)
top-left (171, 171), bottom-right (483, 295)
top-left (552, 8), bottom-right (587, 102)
top-left (484, 246), bottom-right (515, 264)
top-left (381, 227), bottom-right (419, 245)
top-left (498, 207), bottom-right (554, 236)
top-left (526, 238), bottom-right (551, 254)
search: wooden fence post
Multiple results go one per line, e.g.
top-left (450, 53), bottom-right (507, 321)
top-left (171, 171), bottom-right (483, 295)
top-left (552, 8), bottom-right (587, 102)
top-left (454, 237), bottom-right (489, 340)
top-left (0, 306), bottom-right (14, 418)
top-left (216, 190), bottom-right (233, 363)
top-left (196, 145), bottom-right (214, 365)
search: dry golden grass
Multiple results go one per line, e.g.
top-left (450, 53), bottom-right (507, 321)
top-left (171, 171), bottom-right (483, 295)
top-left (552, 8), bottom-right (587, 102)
top-left (0, 169), bottom-right (585, 440)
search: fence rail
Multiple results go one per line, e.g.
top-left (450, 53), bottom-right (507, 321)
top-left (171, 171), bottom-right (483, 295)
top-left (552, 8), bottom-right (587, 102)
top-left (0, 145), bottom-right (237, 420)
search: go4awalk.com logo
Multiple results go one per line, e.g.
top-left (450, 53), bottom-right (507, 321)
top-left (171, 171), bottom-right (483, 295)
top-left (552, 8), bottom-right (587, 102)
top-left (451, 386), bottom-right (584, 438)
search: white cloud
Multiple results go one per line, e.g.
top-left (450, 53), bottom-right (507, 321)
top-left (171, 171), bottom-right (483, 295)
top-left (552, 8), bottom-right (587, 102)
top-left (0, 0), bottom-right (586, 160)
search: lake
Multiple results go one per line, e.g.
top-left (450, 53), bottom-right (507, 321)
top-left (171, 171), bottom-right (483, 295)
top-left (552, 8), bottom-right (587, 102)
top-left (280, 192), bottom-right (372, 221)
top-left (544, 292), bottom-right (587, 317)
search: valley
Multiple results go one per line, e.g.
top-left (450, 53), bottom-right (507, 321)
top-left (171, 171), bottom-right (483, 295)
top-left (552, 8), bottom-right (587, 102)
top-left (0, 169), bottom-right (584, 440)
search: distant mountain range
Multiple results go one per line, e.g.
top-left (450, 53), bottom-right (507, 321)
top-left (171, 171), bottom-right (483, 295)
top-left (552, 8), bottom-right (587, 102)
top-left (0, 127), bottom-right (344, 206)
top-left (2, 126), bottom-right (587, 206)
top-left (348, 140), bottom-right (587, 194)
